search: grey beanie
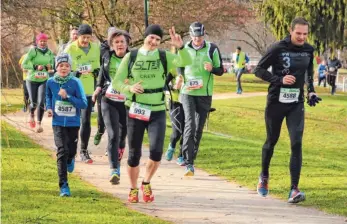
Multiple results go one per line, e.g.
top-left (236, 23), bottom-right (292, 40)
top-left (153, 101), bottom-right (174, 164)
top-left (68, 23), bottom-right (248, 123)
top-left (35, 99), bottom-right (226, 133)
top-left (107, 27), bottom-right (131, 46)
top-left (78, 24), bottom-right (92, 36)
top-left (55, 53), bottom-right (72, 69)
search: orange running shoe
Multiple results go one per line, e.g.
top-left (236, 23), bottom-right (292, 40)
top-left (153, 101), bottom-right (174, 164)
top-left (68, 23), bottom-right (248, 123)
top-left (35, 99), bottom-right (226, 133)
top-left (128, 188), bottom-right (139, 203)
top-left (141, 183), bottom-right (154, 203)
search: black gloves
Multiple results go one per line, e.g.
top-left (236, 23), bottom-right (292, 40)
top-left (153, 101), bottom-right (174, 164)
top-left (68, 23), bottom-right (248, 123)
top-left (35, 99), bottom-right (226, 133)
top-left (92, 68), bottom-right (100, 78)
top-left (307, 93), bottom-right (322, 107)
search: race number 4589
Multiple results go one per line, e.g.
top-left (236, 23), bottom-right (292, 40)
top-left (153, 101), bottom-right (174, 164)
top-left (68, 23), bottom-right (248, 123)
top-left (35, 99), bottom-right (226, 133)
top-left (279, 88), bottom-right (300, 103)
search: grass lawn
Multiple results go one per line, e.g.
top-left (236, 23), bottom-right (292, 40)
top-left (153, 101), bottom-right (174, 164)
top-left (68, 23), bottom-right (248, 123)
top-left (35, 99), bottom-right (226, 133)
top-left (214, 73), bottom-right (269, 93)
top-left (1, 121), bottom-right (169, 224)
top-left (143, 94), bottom-right (347, 217)
top-left (1, 88), bottom-right (24, 114)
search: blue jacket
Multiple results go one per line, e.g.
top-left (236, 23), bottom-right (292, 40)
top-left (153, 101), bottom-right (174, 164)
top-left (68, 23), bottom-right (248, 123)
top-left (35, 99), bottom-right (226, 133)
top-left (46, 74), bottom-right (88, 127)
top-left (317, 64), bottom-right (327, 78)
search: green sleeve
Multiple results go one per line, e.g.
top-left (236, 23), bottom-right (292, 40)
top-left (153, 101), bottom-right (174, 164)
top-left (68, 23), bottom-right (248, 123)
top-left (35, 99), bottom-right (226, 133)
top-left (166, 48), bottom-right (192, 73)
top-left (22, 48), bottom-right (36, 70)
top-left (113, 53), bottom-right (131, 95)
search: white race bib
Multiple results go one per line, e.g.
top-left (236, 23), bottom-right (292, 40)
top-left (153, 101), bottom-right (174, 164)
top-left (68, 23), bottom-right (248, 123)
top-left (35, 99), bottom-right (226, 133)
top-left (187, 78), bottom-right (203, 89)
top-left (129, 102), bottom-right (151, 121)
top-left (34, 71), bottom-right (48, 79)
top-left (78, 64), bottom-right (92, 73)
top-left (55, 100), bottom-right (76, 117)
top-left (105, 85), bottom-right (126, 102)
top-left (279, 88), bottom-right (300, 103)
top-left (328, 67), bottom-right (336, 72)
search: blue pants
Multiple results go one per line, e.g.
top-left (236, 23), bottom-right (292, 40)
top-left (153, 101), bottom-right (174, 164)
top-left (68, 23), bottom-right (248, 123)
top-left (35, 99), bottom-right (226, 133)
top-left (235, 68), bottom-right (245, 92)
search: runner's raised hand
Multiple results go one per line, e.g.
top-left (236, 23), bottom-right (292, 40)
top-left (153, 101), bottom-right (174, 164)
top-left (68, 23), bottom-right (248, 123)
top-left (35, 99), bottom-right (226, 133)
top-left (169, 27), bottom-right (183, 49)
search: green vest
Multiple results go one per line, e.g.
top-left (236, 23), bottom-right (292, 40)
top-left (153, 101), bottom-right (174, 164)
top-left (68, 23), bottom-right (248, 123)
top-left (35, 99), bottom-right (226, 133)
top-left (233, 51), bottom-right (246, 69)
top-left (113, 47), bottom-right (192, 111)
top-left (64, 41), bottom-right (100, 95)
top-left (180, 41), bottom-right (221, 96)
top-left (22, 48), bottom-right (55, 82)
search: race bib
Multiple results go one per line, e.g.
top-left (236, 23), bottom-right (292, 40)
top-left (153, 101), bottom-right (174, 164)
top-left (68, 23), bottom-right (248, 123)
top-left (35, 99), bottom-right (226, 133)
top-left (55, 100), bottom-right (76, 117)
top-left (129, 102), bottom-right (151, 121)
top-left (78, 64), bottom-right (92, 73)
top-left (328, 67), bottom-right (336, 72)
top-left (279, 88), bottom-right (300, 103)
top-left (187, 78), bottom-right (203, 89)
top-left (34, 71), bottom-right (48, 79)
top-left (105, 85), bottom-right (126, 102)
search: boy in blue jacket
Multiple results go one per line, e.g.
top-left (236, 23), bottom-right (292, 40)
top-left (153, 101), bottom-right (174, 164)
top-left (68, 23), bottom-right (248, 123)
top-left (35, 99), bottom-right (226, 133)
top-left (46, 53), bottom-right (88, 196)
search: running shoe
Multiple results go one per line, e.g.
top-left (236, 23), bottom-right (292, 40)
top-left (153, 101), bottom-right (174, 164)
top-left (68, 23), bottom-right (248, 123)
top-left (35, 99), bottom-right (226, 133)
top-left (257, 175), bottom-right (269, 197)
top-left (67, 159), bottom-right (75, 173)
top-left (128, 188), bottom-right (139, 203)
top-left (165, 144), bottom-right (175, 161)
top-left (141, 183), bottom-right (154, 203)
top-left (93, 131), bottom-right (103, 145)
top-left (36, 126), bottom-right (43, 133)
top-left (176, 157), bottom-right (185, 166)
top-left (288, 187), bottom-right (306, 203)
top-left (184, 164), bottom-right (195, 176)
top-left (60, 182), bottom-right (71, 197)
top-left (118, 148), bottom-right (125, 160)
top-left (29, 120), bottom-right (36, 129)
top-left (109, 169), bottom-right (120, 185)
top-left (80, 150), bottom-right (93, 164)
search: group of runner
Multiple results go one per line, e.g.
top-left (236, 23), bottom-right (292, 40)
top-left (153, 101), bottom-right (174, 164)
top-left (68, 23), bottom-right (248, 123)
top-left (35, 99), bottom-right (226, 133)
top-left (20, 17), bottom-right (323, 205)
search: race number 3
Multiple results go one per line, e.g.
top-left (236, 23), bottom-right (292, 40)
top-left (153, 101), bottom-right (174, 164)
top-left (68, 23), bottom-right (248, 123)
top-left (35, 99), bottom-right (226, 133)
top-left (279, 88), bottom-right (300, 103)
top-left (283, 56), bottom-right (290, 68)
top-left (129, 102), bottom-right (151, 121)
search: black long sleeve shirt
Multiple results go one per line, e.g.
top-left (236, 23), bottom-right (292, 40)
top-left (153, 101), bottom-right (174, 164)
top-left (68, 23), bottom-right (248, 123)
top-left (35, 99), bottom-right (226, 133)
top-left (254, 36), bottom-right (315, 104)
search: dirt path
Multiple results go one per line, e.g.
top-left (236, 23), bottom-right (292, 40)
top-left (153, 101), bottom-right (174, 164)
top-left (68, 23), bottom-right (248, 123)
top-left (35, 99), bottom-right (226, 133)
top-left (3, 110), bottom-right (346, 224)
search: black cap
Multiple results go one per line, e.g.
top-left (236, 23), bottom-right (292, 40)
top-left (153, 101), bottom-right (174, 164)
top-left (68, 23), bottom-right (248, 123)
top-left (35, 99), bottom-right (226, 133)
top-left (78, 24), bottom-right (93, 36)
top-left (189, 22), bottom-right (205, 37)
top-left (144, 24), bottom-right (163, 39)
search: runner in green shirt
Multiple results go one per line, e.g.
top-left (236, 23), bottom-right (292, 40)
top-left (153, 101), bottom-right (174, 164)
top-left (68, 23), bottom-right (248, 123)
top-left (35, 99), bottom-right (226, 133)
top-left (64, 24), bottom-right (100, 164)
top-left (113, 25), bottom-right (191, 203)
top-left (180, 22), bottom-right (224, 176)
top-left (21, 33), bottom-right (55, 133)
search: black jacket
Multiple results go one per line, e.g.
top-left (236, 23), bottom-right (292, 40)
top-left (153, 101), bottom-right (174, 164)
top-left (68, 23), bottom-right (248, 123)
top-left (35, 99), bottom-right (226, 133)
top-left (96, 47), bottom-right (127, 97)
top-left (254, 36), bottom-right (315, 104)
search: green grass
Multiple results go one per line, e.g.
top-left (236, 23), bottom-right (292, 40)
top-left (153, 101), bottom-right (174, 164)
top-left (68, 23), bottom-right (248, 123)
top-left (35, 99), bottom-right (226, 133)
top-left (145, 95), bottom-right (347, 216)
top-left (1, 121), bottom-right (169, 224)
top-left (214, 73), bottom-right (269, 93)
top-left (1, 89), bottom-right (24, 114)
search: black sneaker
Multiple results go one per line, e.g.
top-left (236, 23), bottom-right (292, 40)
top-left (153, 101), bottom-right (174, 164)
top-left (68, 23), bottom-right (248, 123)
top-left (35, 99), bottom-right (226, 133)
top-left (80, 150), bottom-right (93, 164)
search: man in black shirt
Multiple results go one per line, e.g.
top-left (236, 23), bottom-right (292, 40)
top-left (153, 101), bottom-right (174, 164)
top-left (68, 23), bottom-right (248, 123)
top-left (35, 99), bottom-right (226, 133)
top-left (253, 17), bottom-right (322, 204)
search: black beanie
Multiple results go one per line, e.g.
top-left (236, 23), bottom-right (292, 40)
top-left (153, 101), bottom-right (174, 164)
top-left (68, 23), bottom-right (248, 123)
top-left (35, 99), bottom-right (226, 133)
top-left (78, 24), bottom-right (93, 36)
top-left (144, 24), bottom-right (163, 39)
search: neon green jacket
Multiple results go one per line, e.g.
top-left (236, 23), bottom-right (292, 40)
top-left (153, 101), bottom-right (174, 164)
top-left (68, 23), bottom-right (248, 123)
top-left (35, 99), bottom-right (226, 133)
top-left (180, 41), bottom-right (223, 96)
top-left (64, 41), bottom-right (100, 95)
top-left (113, 47), bottom-right (192, 111)
top-left (21, 48), bottom-right (55, 82)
